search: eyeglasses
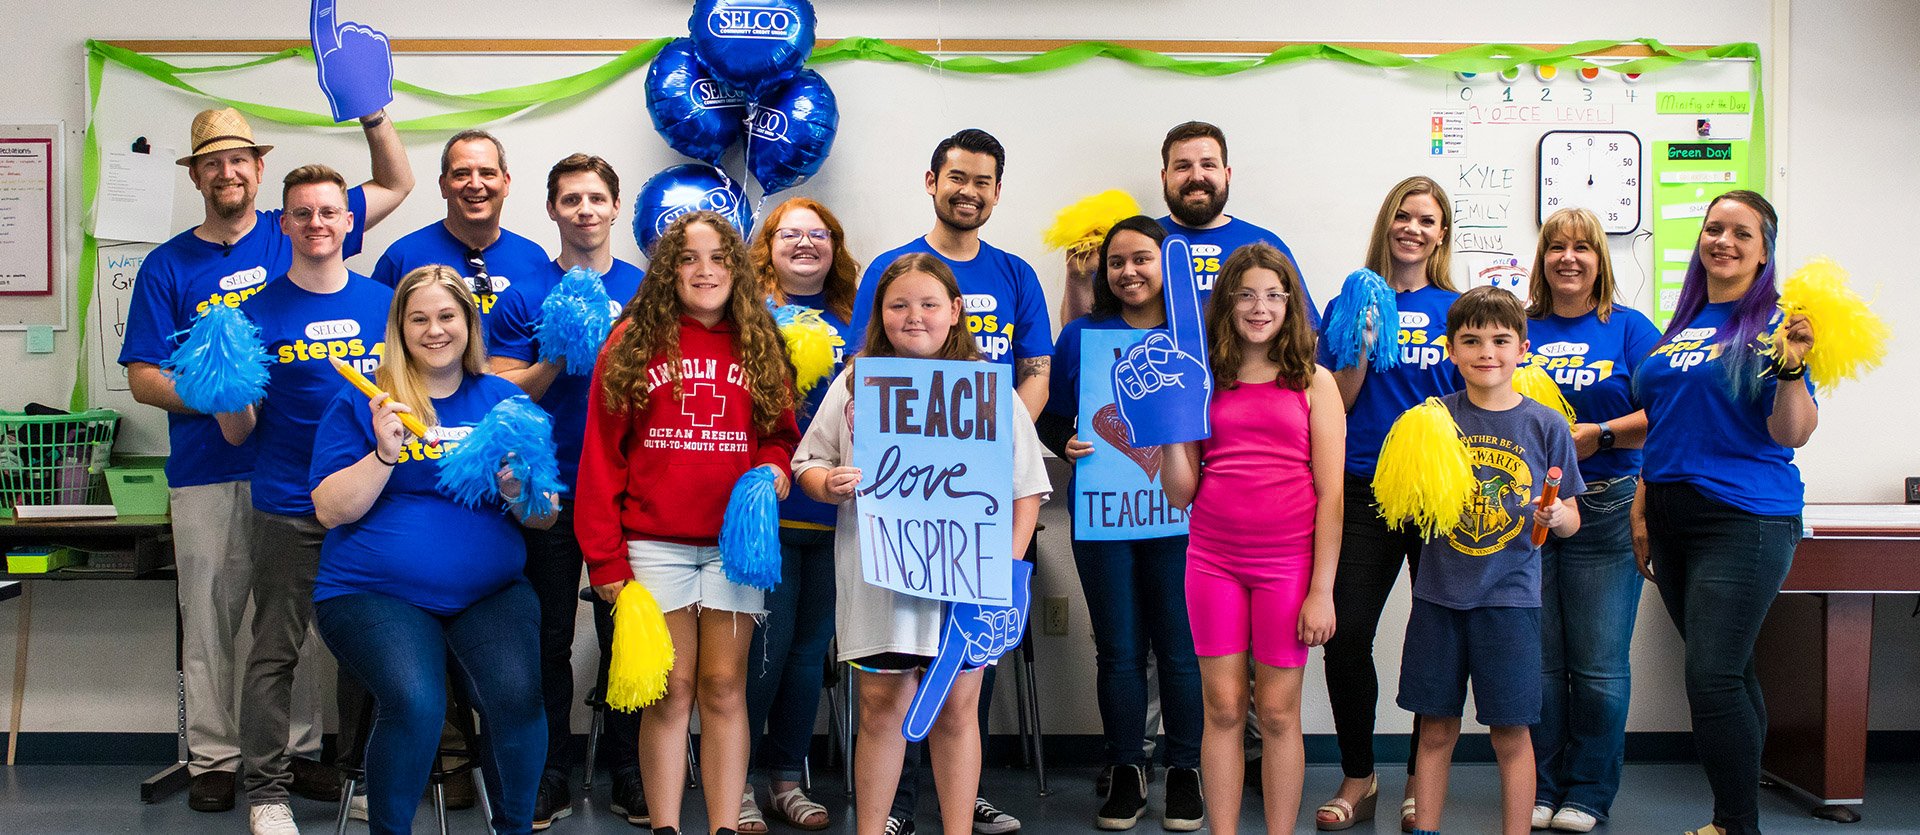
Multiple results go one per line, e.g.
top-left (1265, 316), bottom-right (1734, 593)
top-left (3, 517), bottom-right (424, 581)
top-left (1231, 289), bottom-right (1290, 307)
top-left (286, 206), bottom-right (346, 224)
top-left (464, 248), bottom-right (493, 298)
top-left (773, 228), bottom-right (832, 244)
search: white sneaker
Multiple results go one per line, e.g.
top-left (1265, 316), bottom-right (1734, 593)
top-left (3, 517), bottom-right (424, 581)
top-left (1532, 803), bottom-right (1555, 829)
top-left (249, 802), bottom-right (302, 835)
top-left (1550, 807), bottom-right (1598, 832)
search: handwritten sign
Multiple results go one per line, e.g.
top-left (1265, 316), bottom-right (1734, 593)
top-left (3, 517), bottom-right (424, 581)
top-left (853, 357), bottom-right (1014, 606)
top-left (1075, 328), bottom-right (1189, 540)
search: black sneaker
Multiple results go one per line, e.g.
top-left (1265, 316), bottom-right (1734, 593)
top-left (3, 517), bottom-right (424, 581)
top-left (1095, 764), bottom-right (1147, 830)
top-left (532, 770), bottom-right (574, 830)
top-left (288, 757), bottom-right (343, 802)
top-left (972, 797), bottom-right (1020, 834)
top-left (883, 816), bottom-right (916, 835)
top-left (610, 768), bottom-right (649, 826)
top-left (1162, 767), bottom-right (1204, 832)
top-left (187, 769), bottom-right (236, 812)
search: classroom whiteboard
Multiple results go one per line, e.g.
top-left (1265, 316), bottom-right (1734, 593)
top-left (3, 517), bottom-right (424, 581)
top-left (82, 44), bottom-right (1757, 454)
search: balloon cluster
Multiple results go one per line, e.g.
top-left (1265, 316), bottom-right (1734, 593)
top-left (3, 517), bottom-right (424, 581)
top-left (636, 0), bottom-right (839, 252)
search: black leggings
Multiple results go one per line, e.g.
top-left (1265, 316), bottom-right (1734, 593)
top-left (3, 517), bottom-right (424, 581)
top-left (1322, 473), bottom-right (1424, 779)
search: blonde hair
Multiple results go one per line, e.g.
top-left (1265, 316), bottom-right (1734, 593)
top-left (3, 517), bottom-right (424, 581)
top-left (1364, 176), bottom-right (1455, 291)
top-left (1526, 207), bottom-right (1618, 322)
top-left (375, 265), bottom-right (487, 427)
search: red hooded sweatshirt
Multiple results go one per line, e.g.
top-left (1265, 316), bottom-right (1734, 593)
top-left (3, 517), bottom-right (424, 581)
top-left (577, 316), bottom-right (799, 586)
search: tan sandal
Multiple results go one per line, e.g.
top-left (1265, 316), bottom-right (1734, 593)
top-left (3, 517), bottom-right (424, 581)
top-left (1315, 774), bottom-right (1378, 831)
top-left (1401, 796), bottom-right (1417, 833)
top-left (770, 786), bottom-right (830, 831)
top-left (737, 789), bottom-right (768, 834)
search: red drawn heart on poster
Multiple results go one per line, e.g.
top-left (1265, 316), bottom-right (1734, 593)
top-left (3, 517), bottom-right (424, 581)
top-left (1092, 403), bottom-right (1161, 481)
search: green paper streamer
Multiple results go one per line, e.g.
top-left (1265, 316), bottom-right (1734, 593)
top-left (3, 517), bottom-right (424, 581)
top-left (69, 36), bottom-right (1766, 409)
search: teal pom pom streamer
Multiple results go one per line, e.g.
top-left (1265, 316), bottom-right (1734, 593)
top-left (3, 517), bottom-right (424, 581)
top-left (719, 466), bottom-right (782, 590)
top-left (1324, 269), bottom-right (1399, 371)
top-left (537, 267), bottom-right (618, 373)
top-left (436, 395), bottom-right (564, 520)
top-left (162, 304), bottom-right (270, 414)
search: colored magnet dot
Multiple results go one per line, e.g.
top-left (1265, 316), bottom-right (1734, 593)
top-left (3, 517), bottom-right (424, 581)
top-left (1456, 71), bottom-right (1478, 82)
top-left (1499, 66), bottom-right (1524, 82)
top-left (1622, 72), bottom-right (1643, 82)
top-left (1578, 66), bottom-right (1602, 81)
top-left (1536, 64), bottom-right (1559, 82)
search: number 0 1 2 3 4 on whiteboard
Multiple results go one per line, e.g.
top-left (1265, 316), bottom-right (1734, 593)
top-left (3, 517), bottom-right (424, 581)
top-left (1537, 129), bottom-right (1642, 234)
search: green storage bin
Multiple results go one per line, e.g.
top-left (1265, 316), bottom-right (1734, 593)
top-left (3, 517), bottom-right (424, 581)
top-left (0, 408), bottom-right (120, 517)
top-left (106, 466), bottom-right (170, 517)
top-left (7, 546), bottom-right (80, 573)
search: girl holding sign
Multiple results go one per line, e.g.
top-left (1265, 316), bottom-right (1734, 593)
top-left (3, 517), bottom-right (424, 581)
top-left (791, 253), bottom-right (1051, 835)
top-left (1038, 216), bottom-right (1205, 831)
top-left (578, 211), bottom-right (801, 835)
top-left (1161, 243), bottom-right (1343, 835)
top-left (1314, 176), bottom-right (1463, 831)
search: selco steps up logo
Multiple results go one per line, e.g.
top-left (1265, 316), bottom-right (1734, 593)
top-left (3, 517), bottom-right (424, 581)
top-left (427, 425), bottom-right (474, 445)
top-left (706, 4), bottom-right (798, 40)
top-left (1399, 311), bottom-right (1430, 329)
top-left (1534, 341), bottom-right (1589, 358)
top-left (692, 79), bottom-right (748, 112)
top-left (962, 294), bottom-right (997, 314)
top-left (656, 188), bottom-right (742, 237)
top-left (219, 267), bottom-right (269, 292)
top-left (305, 319), bottom-right (362, 340)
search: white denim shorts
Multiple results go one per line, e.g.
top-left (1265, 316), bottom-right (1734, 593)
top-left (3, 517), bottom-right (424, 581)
top-left (625, 540), bottom-right (765, 615)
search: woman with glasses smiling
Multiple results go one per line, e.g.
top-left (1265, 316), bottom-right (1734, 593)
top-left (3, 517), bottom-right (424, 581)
top-left (736, 197), bottom-right (860, 833)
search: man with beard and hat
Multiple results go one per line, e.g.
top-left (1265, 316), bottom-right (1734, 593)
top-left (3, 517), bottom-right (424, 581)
top-left (1156, 121), bottom-right (1318, 326)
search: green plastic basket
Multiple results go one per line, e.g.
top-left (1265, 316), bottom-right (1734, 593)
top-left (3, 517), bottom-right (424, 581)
top-left (0, 408), bottom-right (120, 515)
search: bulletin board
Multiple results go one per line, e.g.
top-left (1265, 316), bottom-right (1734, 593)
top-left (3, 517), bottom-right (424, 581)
top-left (74, 37), bottom-right (1762, 453)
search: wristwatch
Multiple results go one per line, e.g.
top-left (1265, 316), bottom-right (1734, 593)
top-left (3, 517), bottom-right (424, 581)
top-left (1597, 422), bottom-right (1616, 451)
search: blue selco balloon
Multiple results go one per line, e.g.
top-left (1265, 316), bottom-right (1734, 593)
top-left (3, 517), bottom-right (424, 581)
top-left (688, 0), bottom-right (815, 96)
top-left (645, 38), bottom-right (749, 166)
top-left (632, 164), bottom-right (754, 254)
top-left (745, 68), bottom-right (838, 195)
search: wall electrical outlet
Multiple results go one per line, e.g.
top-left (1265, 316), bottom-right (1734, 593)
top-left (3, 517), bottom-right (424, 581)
top-left (1042, 595), bottom-right (1070, 636)
top-left (1906, 477), bottom-right (1920, 504)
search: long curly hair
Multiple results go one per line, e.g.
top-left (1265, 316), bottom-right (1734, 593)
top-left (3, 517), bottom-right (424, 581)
top-left (1206, 243), bottom-right (1317, 391)
top-left (748, 196), bottom-right (858, 323)
top-left (597, 211), bottom-right (794, 432)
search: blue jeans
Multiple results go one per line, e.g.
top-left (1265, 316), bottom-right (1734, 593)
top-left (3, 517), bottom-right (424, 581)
top-left (316, 582), bottom-right (547, 835)
top-left (1645, 482), bottom-right (1799, 835)
top-left (1534, 476), bottom-right (1642, 819)
top-left (1071, 534), bottom-right (1203, 768)
top-left (747, 526), bottom-right (838, 781)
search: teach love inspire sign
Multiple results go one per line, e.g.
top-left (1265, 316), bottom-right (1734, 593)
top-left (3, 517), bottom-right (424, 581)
top-left (852, 357), bottom-right (1015, 606)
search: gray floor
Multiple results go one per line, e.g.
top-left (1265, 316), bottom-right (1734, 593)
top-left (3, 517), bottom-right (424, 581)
top-left (2, 762), bottom-right (1916, 833)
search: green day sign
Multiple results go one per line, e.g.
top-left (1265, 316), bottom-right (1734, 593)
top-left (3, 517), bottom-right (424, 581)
top-left (852, 357), bottom-right (1015, 606)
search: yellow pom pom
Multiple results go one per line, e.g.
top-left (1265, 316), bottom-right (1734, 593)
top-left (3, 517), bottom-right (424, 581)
top-left (780, 308), bottom-right (844, 397)
top-left (1771, 257), bottom-right (1890, 393)
top-left (606, 581), bottom-right (674, 711)
top-left (1512, 365), bottom-right (1576, 427)
top-left (1042, 189), bottom-right (1143, 256)
top-left (1372, 398), bottom-right (1477, 539)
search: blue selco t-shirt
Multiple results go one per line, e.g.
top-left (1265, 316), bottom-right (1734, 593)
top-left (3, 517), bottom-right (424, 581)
top-left (1157, 215), bottom-right (1320, 328)
top-left (310, 373), bottom-right (530, 615)
top-left (848, 236), bottom-right (1053, 366)
top-left (1636, 301), bottom-right (1812, 517)
top-left (485, 258), bottom-right (645, 497)
top-left (240, 274), bottom-right (393, 516)
top-left (776, 290), bottom-right (855, 528)
top-left (370, 221), bottom-right (552, 333)
top-left (1317, 284), bottom-right (1463, 477)
top-left (1525, 306), bottom-right (1661, 483)
top-left (117, 186), bottom-right (369, 487)
top-left (1416, 391), bottom-right (1584, 610)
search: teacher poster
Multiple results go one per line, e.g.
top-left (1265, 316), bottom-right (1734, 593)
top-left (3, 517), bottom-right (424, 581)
top-left (1075, 328), bottom-right (1189, 540)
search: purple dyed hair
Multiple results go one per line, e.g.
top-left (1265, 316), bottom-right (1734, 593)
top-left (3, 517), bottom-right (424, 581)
top-left (1657, 189), bottom-right (1780, 401)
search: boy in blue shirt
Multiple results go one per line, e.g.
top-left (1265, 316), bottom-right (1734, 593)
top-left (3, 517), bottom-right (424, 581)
top-left (1394, 286), bottom-right (1583, 835)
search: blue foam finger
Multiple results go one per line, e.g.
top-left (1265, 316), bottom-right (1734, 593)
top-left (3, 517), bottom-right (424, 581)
top-left (719, 466), bottom-right (782, 590)
top-left (310, 0), bottom-right (394, 123)
top-left (162, 304), bottom-right (270, 414)
top-left (1324, 268), bottom-right (1399, 371)
top-left (902, 560), bottom-right (1034, 741)
top-left (436, 395), bottom-right (562, 519)
top-left (536, 266), bottom-right (617, 372)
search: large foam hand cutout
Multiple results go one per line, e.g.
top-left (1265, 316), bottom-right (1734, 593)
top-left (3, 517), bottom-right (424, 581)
top-left (901, 560), bottom-right (1033, 742)
top-left (1111, 236), bottom-right (1212, 447)
top-left (311, 0), bottom-right (394, 123)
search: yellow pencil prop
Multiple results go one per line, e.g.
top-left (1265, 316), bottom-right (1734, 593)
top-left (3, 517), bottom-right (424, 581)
top-left (329, 357), bottom-right (434, 443)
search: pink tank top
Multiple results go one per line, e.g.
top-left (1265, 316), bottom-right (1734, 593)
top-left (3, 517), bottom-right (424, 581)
top-left (1189, 382), bottom-right (1317, 560)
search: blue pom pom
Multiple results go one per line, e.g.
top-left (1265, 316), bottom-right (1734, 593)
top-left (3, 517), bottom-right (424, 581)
top-left (162, 305), bottom-right (270, 414)
top-left (536, 267), bottom-right (617, 373)
top-left (436, 395), bottom-right (564, 520)
top-left (1323, 269), bottom-right (1400, 371)
top-left (719, 467), bottom-right (781, 590)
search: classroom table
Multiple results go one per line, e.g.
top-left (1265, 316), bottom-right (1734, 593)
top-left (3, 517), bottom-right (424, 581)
top-left (1755, 503), bottom-right (1920, 824)
top-left (0, 514), bottom-right (183, 800)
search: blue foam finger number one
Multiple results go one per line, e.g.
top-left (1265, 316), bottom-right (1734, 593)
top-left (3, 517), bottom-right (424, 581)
top-left (902, 560), bottom-right (1034, 742)
top-left (310, 0), bottom-right (394, 123)
top-left (1111, 235), bottom-right (1212, 447)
